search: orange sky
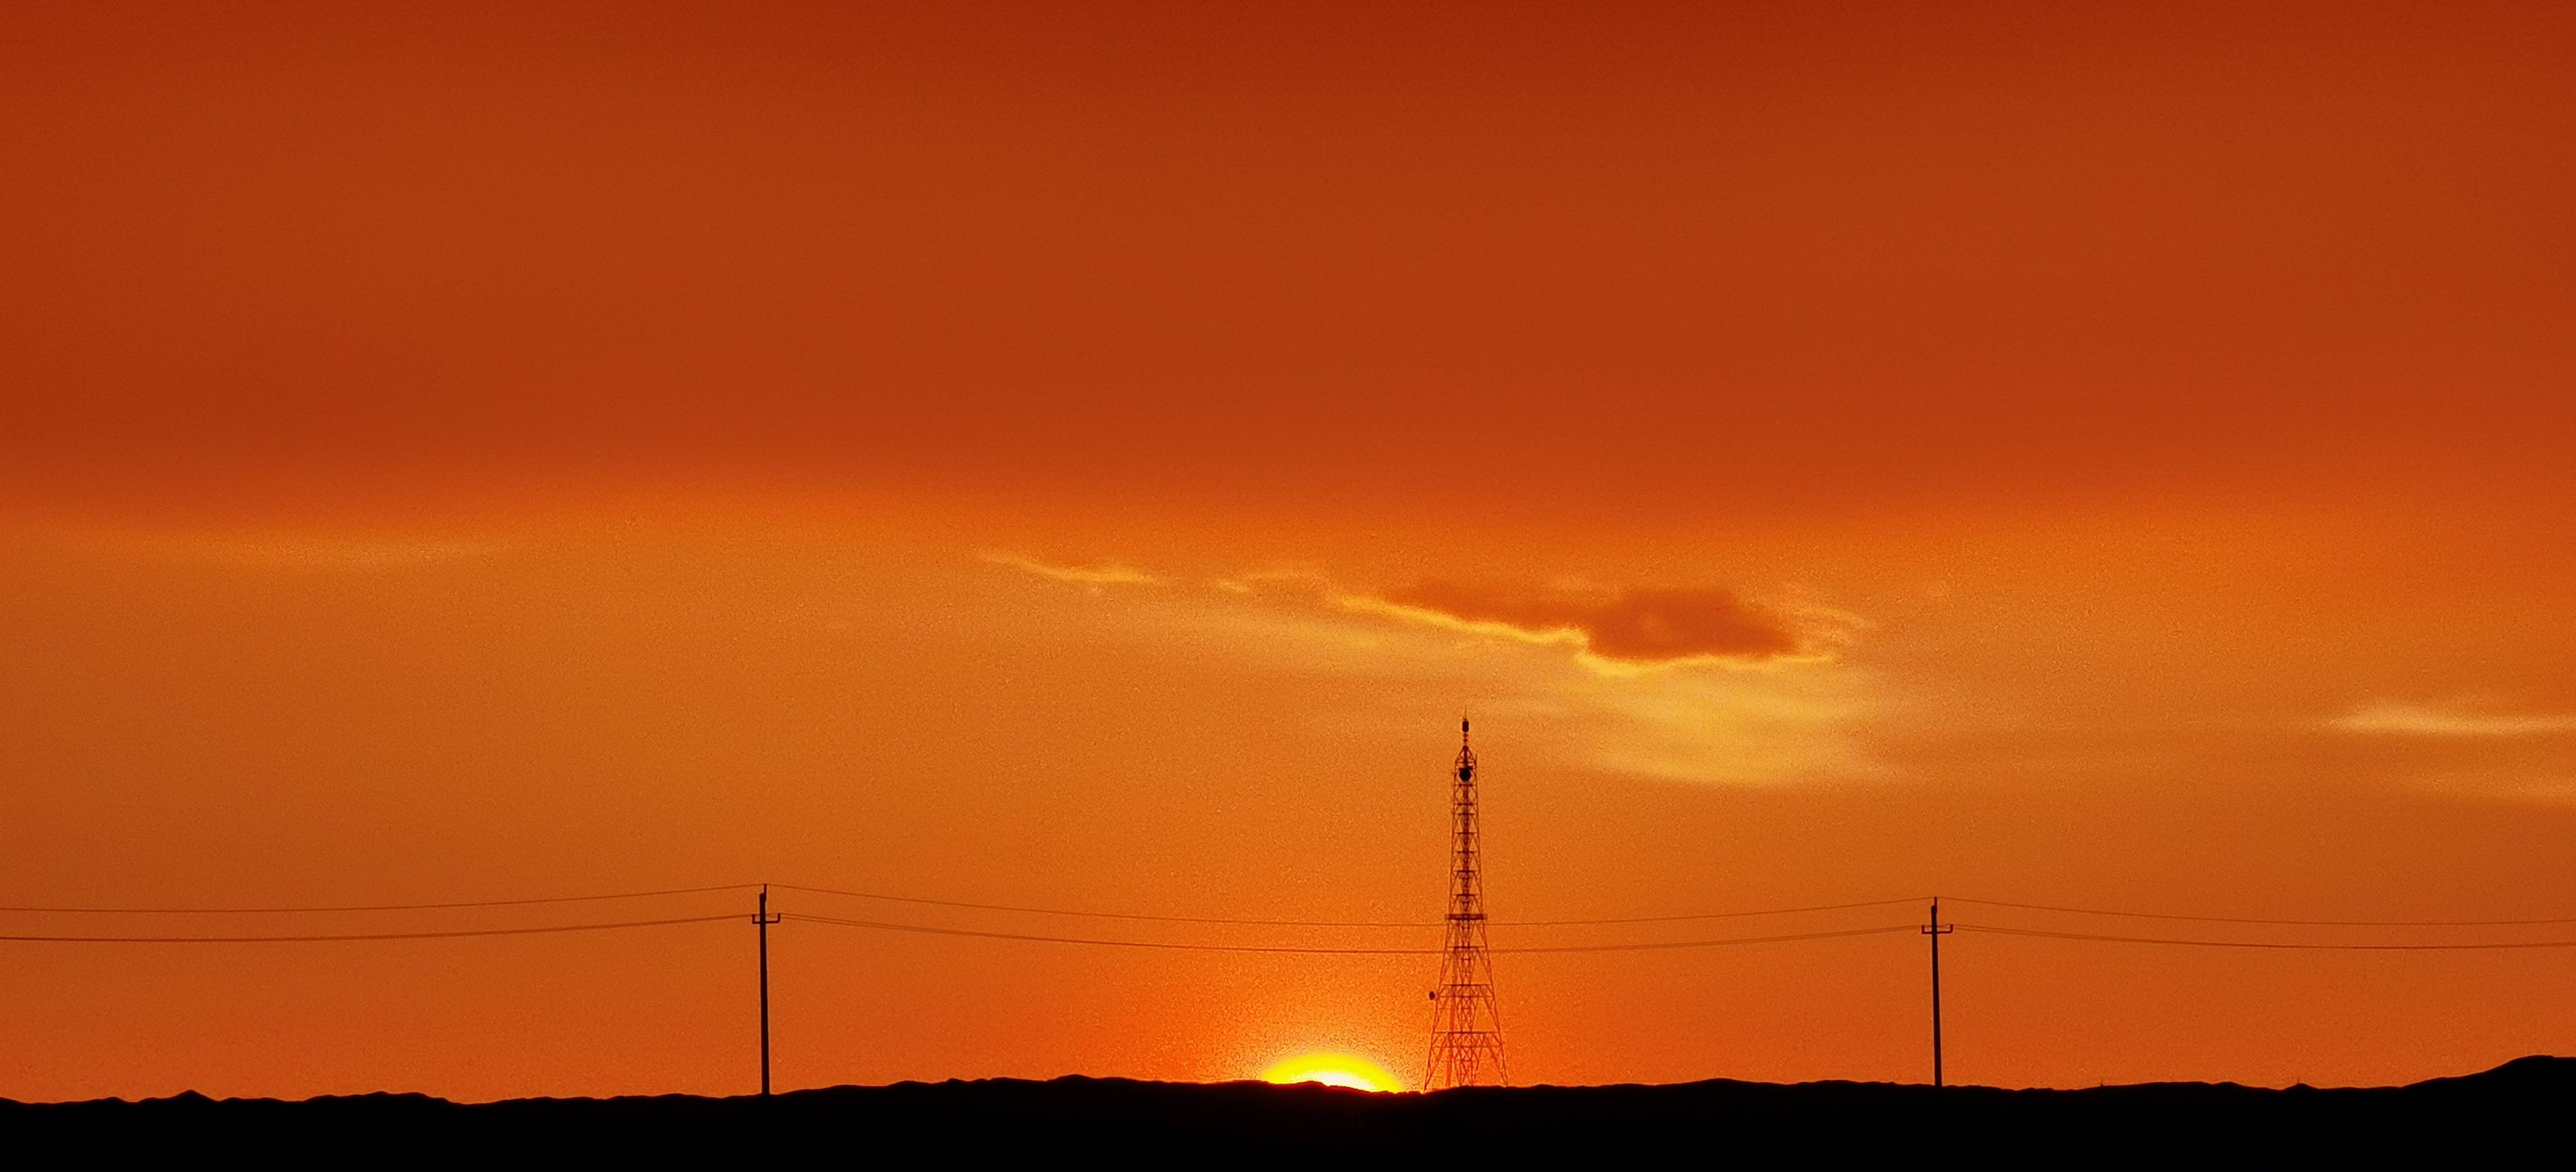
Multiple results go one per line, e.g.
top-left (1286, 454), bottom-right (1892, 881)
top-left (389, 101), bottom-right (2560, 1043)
top-left (3, 1), bottom-right (2573, 1102)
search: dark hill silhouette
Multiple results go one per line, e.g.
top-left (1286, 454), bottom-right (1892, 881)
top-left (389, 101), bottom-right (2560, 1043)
top-left (7, 1058), bottom-right (2568, 1160)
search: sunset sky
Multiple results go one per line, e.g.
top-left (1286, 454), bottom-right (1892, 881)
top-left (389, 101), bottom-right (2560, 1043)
top-left (4, 2), bottom-right (2573, 1102)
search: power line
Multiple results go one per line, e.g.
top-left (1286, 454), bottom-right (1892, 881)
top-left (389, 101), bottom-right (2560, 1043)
top-left (1948, 896), bottom-right (2576, 928)
top-left (772, 883), bottom-right (1431, 928)
top-left (1955, 924), bottom-right (2576, 951)
top-left (784, 912), bottom-right (1918, 954)
top-left (13, 880), bottom-right (2576, 937)
top-left (774, 882), bottom-right (1921, 929)
top-left (784, 912), bottom-right (1438, 953)
top-left (0, 883), bottom-right (761, 915)
top-left (1505, 925), bottom-right (1918, 954)
top-left (0, 914), bottom-right (739, 944)
top-left (14, 904), bottom-right (2573, 953)
top-left (1507, 897), bottom-right (1924, 927)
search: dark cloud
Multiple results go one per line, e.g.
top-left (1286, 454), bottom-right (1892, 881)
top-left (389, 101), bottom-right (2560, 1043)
top-left (1377, 581), bottom-right (1811, 663)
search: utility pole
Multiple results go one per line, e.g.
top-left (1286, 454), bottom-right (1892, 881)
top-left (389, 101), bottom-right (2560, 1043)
top-left (755, 884), bottom-right (782, 1097)
top-left (1924, 898), bottom-right (1953, 1088)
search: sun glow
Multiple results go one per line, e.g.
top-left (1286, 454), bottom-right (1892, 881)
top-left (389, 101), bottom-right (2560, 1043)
top-left (1260, 1053), bottom-right (1403, 1093)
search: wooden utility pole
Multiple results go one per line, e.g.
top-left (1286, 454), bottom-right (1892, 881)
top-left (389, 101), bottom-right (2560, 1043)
top-left (1924, 898), bottom-right (1953, 1087)
top-left (756, 885), bottom-right (782, 1096)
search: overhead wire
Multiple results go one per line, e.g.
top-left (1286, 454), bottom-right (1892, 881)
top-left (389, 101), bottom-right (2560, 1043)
top-left (771, 883), bottom-right (1431, 928)
top-left (0, 914), bottom-right (741, 944)
top-left (0, 883), bottom-right (762, 915)
top-left (1955, 924), bottom-right (2576, 951)
top-left (13, 882), bottom-right (2576, 951)
top-left (1503, 897), bottom-right (1925, 927)
top-left (783, 912), bottom-right (1918, 954)
top-left (1504, 925), bottom-right (1919, 954)
top-left (1946, 896), bottom-right (2576, 929)
top-left (784, 912), bottom-right (1436, 953)
top-left (772, 882), bottom-right (1922, 929)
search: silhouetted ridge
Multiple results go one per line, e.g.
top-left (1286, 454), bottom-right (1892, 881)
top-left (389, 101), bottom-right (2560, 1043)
top-left (7, 1059), bottom-right (2567, 1159)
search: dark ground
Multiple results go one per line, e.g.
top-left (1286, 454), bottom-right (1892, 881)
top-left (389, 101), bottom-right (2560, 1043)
top-left (6, 1057), bottom-right (2568, 1161)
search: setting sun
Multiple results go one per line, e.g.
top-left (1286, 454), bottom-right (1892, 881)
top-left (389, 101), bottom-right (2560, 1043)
top-left (1259, 1054), bottom-right (1404, 1093)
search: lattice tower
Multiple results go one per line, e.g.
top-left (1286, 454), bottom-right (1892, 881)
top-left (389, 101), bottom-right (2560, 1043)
top-left (1425, 717), bottom-right (1507, 1088)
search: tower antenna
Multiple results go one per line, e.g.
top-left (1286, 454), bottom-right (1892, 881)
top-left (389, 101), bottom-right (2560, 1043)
top-left (1426, 716), bottom-right (1507, 1088)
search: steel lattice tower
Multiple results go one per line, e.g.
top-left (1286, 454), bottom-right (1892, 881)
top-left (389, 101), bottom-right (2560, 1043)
top-left (1425, 717), bottom-right (1506, 1089)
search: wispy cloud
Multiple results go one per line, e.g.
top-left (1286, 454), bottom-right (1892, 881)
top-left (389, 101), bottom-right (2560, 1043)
top-left (982, 554), bottom-right (1880, 786)
top-left (1562, 665), bottom-right (1887, 785)
top-left (1152, 589), bottom-right (1884, 787)
top-left (982, 555), bottom-right (1858, 673)
top-left (1344, 580), bottom-right (1855, 670)
top-left (978, 550), bottom-right (1163, 589)
top-left (2326, 700), bottom-right (2576, 738)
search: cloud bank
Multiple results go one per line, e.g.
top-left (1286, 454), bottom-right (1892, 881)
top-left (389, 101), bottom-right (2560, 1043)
top-left (1356, 580), bottom-right (1831, 666)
